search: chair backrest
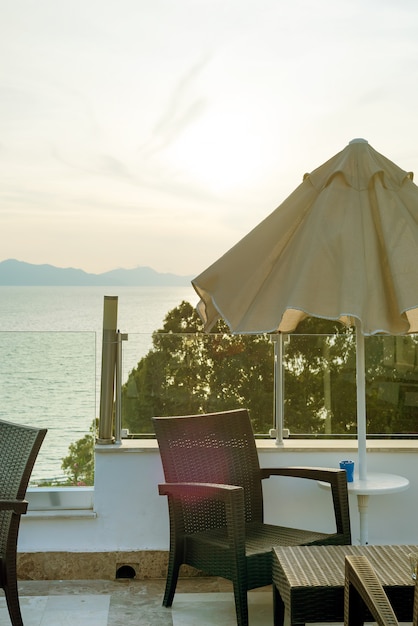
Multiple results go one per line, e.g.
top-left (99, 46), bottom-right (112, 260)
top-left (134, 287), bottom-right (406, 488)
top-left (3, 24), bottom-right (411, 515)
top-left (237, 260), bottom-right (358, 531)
top-left (153, 409), bottom-right (264, 525)
top-left (344, 555), bottom-right (399, 626)
top-left (0, 419), bottom-right (47, 555)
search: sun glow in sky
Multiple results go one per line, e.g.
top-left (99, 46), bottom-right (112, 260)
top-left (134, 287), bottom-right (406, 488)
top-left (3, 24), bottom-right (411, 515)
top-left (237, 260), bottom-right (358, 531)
top-left (2, 0), bottom-right (418, 276)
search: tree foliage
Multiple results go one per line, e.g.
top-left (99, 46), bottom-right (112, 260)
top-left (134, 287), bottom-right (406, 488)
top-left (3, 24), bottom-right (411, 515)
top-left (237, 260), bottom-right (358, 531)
top-left (122, 302), bottom-right (418, 437)
top-left (62, 301), bottom-right (418, 487)
top-left (122, 301), bottom-right (274, 433)
top-left (61, 419), bottom-right (96, 485)
top-left (122, 302), bottom-right (352, 435)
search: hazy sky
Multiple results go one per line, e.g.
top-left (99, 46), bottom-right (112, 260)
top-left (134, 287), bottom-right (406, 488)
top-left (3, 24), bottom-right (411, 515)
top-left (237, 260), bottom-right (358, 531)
top-left (2, 0), bottom-right (418, 276)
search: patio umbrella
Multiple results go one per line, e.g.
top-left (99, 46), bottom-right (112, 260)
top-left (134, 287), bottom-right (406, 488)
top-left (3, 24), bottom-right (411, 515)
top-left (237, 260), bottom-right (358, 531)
top-left (192, 138), bottom-right (418, 480)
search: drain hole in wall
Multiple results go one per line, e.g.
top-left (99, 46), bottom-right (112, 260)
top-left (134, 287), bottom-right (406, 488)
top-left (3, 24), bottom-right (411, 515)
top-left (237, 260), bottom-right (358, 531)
top-left (116, 565), bottom-right (136, 579)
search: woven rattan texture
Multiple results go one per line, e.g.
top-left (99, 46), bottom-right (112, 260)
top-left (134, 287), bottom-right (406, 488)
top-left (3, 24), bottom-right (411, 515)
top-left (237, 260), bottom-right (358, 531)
top-left (344, 555), bottom-right (399, 626)
top-left (273, 544), bottom-right (417, 626)
top-left (0, 419), bottom-right (46, 626)
top-left (155, 409), bottom-right (264, 529)
top-left (153, 408), bottom-right (351, 626)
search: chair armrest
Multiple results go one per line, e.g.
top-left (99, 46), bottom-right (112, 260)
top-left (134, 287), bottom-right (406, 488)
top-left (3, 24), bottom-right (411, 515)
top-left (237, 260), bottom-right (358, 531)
top-left (260, 466), bottom-right (351, 543)
top-left (0, 499), bottom-right (28, 514)
top-left (260, 465), bottom-right (343, 482)
top-left (158, 482), bottom-right (246, 552)
top-left (158, 482), bottom-right (242, 502)
top-left (344, 555), bottom-right (398, 626)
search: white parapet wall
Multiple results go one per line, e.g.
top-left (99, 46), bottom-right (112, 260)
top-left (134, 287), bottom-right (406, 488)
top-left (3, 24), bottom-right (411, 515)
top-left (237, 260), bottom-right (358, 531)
top-left (19, 439), bottom-right (418, 556)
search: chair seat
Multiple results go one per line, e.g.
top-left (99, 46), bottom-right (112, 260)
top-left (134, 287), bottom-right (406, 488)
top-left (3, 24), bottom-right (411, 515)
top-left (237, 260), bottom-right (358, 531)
top-left (188, 522), bottom-right (334, 556)
top-left (185, 522), bottom-right (337, 590)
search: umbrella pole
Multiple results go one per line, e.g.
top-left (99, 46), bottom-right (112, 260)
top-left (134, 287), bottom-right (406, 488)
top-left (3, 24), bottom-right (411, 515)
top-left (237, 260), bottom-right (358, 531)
top-left (356, 319), bottom-right (367, 480)
top-left (273, 334), bottom-right (284, 446)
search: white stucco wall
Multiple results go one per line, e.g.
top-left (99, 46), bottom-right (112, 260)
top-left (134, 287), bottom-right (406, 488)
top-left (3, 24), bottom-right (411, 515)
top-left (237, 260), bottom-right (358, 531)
top-left (18, 440), bottom-right (418, 552)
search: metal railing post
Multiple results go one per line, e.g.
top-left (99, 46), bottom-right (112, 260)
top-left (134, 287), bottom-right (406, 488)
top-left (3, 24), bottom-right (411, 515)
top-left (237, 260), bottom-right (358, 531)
top-left (97, 296), bottom-right (118, 444)
top-left (114, 330), bottom-right (128, 444)
top-left (271, 332), bottom-right (289, 446)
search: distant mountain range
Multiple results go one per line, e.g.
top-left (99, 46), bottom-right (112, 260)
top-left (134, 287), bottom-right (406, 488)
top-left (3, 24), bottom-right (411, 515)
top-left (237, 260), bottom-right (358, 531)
top-left (0, 259), bottom-right (194, 286)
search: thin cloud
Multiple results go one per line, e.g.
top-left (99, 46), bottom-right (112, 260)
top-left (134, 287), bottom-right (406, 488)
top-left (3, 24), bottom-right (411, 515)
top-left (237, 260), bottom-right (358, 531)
top-left (138, 56), bottom-right (210, 158)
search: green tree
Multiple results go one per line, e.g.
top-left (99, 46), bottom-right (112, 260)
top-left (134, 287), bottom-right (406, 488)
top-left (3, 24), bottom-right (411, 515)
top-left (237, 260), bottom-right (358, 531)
top-left (63, 303), bottom-right (418, 485)
top-left (61, 419), bottom-right (96, 485)
top-left (284, 322), bottom-right (418, 437)
top-left (122, 301), bottom-right (275, 433)
top-left (282, 318), bottom-right (356, 435)
top-left (205, 332), bottom-right (273, 432)
top-left (125, 302), bottom-right (414, 437)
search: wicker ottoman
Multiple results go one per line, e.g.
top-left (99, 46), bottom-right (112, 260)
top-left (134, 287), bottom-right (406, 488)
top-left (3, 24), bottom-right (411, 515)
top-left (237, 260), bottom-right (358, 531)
top-left (272, 544), bottom-right (415, 626)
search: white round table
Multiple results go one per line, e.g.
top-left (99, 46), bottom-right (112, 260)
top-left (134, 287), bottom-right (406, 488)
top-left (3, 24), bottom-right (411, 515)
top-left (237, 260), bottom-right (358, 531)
top-left (319, 472), bottom-right (409, 545)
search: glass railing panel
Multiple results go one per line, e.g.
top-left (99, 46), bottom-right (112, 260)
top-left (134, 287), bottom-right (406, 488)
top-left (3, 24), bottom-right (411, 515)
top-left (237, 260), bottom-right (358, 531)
top-left (281, 332), bottom-right (356, 437)
top-left (121, 332), bottom-right (275, 436)
top-left (0, 331), bottom-right (96, 485)
top-left (121, 331), bottom-right (418, 439)
top-left (4, 328), bottom-right (415, 489)
top-left (365, 334), bottom-right (418, 437)
top-left (282, 333), bottom-right (418, 438)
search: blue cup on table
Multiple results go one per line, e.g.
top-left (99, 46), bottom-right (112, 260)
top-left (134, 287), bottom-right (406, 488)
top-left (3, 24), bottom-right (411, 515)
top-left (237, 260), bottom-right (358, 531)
top-left (339, 460), bottom-right (354, 482)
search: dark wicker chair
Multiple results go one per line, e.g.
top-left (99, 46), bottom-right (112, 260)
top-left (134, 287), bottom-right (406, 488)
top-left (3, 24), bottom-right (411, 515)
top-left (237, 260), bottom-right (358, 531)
top-left (153, 408), bottom-right (351, 626)
top-left (344, 554), bottom-right (418, 626)
top-left (0, 419), bottom-right (47, 626)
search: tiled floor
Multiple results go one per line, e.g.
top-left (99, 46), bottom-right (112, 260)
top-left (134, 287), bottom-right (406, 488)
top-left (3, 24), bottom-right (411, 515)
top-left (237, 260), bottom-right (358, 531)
top-left (0, 578), bottom-right (274, 625)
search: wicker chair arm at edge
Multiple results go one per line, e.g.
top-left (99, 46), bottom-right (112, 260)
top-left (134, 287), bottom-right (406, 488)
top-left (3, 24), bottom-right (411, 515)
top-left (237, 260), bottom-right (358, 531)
top-left (344, 555), bottom-right (400, 626)
top-left (158, 482), bottom-right (244, 503)
top-left (158, 482), bottom-right (246, 550)
top-left (259, 466), bottom-right (351, 542)
top-left (0, 499), bottom-right (28, 514)
top-left (260, 466), bottom-right (345, 482)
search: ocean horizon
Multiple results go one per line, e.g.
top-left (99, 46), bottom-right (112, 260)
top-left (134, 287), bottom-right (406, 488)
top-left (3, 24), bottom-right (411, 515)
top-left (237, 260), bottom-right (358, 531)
top-left (0, 285), bottom-right (198, 482)
top-left (0, 258), bottom-right (194, 287)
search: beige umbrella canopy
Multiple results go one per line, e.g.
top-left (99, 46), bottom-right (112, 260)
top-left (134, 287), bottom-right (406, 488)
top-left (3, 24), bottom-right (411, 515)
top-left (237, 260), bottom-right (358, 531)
top-left (192, 139), bottom-right (418, 479)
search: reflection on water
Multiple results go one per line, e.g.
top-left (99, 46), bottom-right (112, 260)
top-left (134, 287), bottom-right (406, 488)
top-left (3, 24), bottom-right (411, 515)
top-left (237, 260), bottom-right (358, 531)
top-left (0, 285), bottom-right (198, 483)
top-left (0, 332), bottom-right (96, 483)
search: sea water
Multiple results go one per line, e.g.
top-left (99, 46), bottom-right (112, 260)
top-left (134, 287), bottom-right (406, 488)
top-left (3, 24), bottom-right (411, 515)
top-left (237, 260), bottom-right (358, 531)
top-left (0, 285), bottom-right (198, 482)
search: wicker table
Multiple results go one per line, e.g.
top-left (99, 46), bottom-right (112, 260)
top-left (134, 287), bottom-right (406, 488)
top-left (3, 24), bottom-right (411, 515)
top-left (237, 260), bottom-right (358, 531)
top-left (272, 544), bottom-right (416, 626)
